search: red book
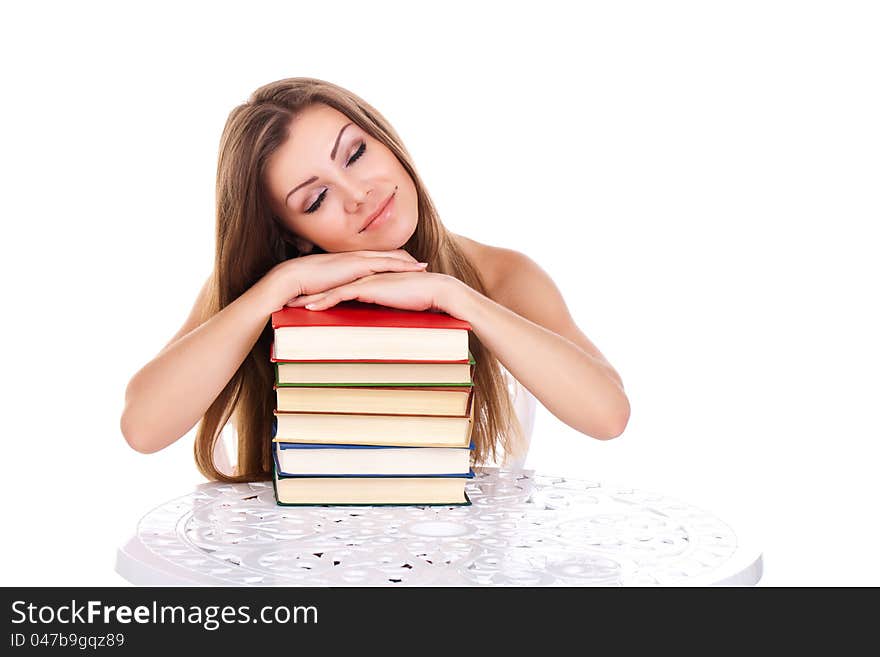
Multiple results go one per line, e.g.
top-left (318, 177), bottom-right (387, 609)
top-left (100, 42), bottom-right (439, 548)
top-left (271, 301), bottom-right (472, 363)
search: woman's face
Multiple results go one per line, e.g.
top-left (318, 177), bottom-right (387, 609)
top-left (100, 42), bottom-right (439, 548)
top-left (264, 103), bottom-right (419, 253)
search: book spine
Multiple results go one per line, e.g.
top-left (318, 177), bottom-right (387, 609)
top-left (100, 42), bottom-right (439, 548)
top-left (268, 308), bottom-right (479, 506)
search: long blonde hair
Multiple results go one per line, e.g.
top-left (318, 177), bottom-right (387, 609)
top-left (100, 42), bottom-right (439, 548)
top-left (195, 77), bottom-right (524, 482)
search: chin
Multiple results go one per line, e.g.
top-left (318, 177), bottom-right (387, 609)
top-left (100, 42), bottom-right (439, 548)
top-left (391, 218), bottom-right (419, 249)
top-left (370, 216), bottom-right (418, 251)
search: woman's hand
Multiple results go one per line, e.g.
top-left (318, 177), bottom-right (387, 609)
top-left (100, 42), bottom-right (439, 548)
top-left (285, 271), bottom-right (455, 313)
top-left (264, 249), bottom-right (428, 310)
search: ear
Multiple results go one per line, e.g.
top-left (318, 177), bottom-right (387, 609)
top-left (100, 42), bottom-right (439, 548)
top-left (293, 236), bottom-right (314, 254)
top-left (273, 215), bottom-right (314, 255)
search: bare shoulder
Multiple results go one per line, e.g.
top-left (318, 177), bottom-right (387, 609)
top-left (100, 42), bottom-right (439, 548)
top-left (159, 273), bottom-right (214, 354)
top-left (449, 233), bottom-right (508, 298)
top-left (452, 234), bottom-right (620, 378)
top-left (450, 233), bottom-right (539, 304)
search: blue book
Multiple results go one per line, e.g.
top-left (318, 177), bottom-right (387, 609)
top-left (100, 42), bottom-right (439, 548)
top-left (273, 440), bottom-right (475, 477)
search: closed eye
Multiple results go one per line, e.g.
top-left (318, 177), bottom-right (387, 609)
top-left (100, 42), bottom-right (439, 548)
top-left (304, 142), bottom-right (367, 214)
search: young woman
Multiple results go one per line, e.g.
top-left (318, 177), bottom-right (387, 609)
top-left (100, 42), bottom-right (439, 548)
top-left (120, 77), bottom-right (629, 482)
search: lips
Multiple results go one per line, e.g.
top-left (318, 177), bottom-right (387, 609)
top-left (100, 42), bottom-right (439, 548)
top-left (359, 188), bottom-right (396, 233)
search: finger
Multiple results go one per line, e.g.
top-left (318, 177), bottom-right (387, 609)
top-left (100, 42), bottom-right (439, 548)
top-left (369, 258), bottom-right (427, 274)
top-left (391, 249), bottom-right (420, 263)
top-left (287, 292), bottom-right (328, 307)
top-left (359, 250), bottom-right (414, 262)
top-left (302, 291), bottom-right (331, 302)
top-left (306, 287), bottom-right (363, 311)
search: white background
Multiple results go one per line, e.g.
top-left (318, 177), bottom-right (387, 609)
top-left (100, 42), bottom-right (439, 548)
top-left (1, 1), bottom-right (877, 586)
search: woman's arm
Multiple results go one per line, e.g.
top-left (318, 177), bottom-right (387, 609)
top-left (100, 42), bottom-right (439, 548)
top-left (437, 253), bottom-right (630, 440)
top-left (121, 250), bottom-right (428, 454)
top-left (283, 249), bottom-right (629, 440)
top-left (120, 274), bottom-right (281, 454)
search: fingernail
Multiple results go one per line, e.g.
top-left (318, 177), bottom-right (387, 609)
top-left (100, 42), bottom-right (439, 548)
top-left (417, 262), bottom-right (428, 267)
top-left (305, 303), bottom-right (316, 310)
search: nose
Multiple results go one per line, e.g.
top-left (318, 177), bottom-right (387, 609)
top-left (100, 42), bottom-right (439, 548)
top-left (340, 178), bottom-right (372, 213)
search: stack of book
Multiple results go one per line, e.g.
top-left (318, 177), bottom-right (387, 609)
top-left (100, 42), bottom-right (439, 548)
top-left (269, 300), bottom-right (476, 506)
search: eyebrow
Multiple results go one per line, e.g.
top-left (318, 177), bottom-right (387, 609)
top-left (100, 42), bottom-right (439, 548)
top-left (284, 122), bottom-right (354, 206)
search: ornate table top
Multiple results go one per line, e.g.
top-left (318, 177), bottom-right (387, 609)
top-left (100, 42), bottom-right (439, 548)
top-left (116, 467), bottom-right (762, 586)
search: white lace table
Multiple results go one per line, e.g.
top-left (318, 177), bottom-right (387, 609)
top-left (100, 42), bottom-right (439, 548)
top-left (115, 468), bottom-right (763, 586)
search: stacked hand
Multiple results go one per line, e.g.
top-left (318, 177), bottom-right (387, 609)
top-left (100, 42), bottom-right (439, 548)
top-left (265, 249), bottom-right (453, 313)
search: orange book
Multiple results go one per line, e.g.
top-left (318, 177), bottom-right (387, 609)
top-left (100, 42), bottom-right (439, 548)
top-left (272, 391), bottom-right (475, 448)
top-left (274, 384), bottom-right (474, 415)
